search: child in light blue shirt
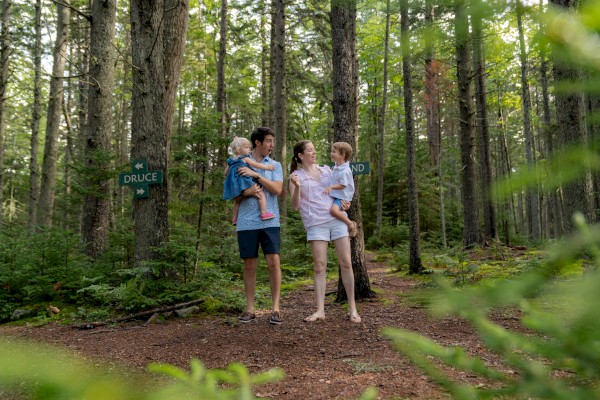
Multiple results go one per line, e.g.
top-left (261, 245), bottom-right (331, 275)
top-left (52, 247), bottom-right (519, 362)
top-left (323, 142), bottom-right (358, 237)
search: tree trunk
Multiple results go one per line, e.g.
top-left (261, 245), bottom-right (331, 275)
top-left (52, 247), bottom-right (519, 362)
top-left (217, 0), bottom-right (228, 165)
top-left (516, 0), bottom-right (541, 240)
top-left (28, 0), bottom-right (42, 233)
top-left (0, 0), bottom-right (11, 223)
top-left (424, 0), bottom-right (441, 171)
top-left (62, 57), bottom-right (75, 231)
top-left (550, 0), bottom-right (594, 231)
top-left (81, 0), bottom-right (117, 258)
top-left (424, 0), bottom-right (445, 247)
top-left (115, 29), bottom-right (131, 220)
top-left (472, 0), bottom-right (497, 242)
top-left (164, 0), bottom-right (189, 156)
top-left (375, 0), bottom-right (390, 235)
top-left (400, 0), bottom-right (423, 273)
top-left (454, 0), bottom-right (482, 247)
top-left (129, 0), bottom-right (168, 262)
top-left (272, 0), bottom-right (287, 214)
top-left (588, 93), bottom-right (600, 221)
top-left (538, 0), bottom-right (562, 237)
top-left (331, 0), bottom-right (373, 300)
top-left (260, 0), bottom-right (269, 126)
top-left (38, 0), bottom-right (70, 227)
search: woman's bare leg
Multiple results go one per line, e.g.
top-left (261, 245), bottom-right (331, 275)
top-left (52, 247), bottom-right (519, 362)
top-left (305, 240), bottom-right (328, 321)
top-left (333, 236), bottom-right (361, 322)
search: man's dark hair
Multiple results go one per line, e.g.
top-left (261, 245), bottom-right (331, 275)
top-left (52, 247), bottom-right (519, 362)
top-left (250, 126), bottom-right (275, 148)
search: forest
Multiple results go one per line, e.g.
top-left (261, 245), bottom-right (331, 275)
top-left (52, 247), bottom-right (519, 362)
top-left (1, 0), bottom-right (600, 398)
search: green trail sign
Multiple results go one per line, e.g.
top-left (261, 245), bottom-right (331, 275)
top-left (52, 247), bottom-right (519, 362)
top-left (350, 162), bottom-right (370, 175)
top-left (326, 162), bottom-right (370, 175)
top-left (118, 160), bottom-right (163, 199)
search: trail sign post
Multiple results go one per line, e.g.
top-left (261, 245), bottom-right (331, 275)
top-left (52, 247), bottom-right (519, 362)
top-left (118, 160), bottom-right (163, 199)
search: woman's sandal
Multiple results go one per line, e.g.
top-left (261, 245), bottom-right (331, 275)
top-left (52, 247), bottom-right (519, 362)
top-left (304, 313), bottom-right (325, 322)
top-left (347, 313), bottom-right (362, 323)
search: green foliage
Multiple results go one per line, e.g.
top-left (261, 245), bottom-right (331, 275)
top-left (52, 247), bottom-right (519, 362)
top-left (365, 223), bottom-right (408, 250)
top-left (0, 227), bottom-right (90, 321)
top-left (0, 338), bottom-right (284, 400)
top-left (383, 216), bottom-right (600, 399)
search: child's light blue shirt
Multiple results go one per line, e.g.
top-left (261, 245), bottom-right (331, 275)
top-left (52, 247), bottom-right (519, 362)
top-left (329, 161), bottom-right (354, 202)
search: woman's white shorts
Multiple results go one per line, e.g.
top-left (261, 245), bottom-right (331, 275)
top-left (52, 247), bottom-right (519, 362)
top-left (306, 219), bottom-right (348, 242)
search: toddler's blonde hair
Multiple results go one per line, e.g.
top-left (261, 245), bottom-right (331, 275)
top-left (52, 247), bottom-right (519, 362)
top-left (228, 136), bottom-right (251, 157)
top-left (332, 141), bottom-right (353, 162)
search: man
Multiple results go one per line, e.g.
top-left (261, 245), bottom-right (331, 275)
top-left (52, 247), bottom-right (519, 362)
top-left (236, 127), bottom-right (283, 324)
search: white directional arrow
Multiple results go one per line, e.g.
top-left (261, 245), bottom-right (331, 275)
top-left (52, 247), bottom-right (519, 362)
top-left (135, 162), bottom-right (144, 170)
top-left (136, 188), bottom-right (145, 195)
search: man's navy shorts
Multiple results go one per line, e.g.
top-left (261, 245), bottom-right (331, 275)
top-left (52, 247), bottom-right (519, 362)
top-left (238, 227), bottom-right (281, 259)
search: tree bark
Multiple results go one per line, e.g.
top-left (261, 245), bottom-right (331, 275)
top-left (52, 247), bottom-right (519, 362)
top-left (260, 0), bottom-right (269, 126)
top-left (272, 0), bottom-right (287, 214)
top-left (331, 0), bottom-right (373, 300)
top-left (81, 0), bottom-right (117, 258)
top-left (454, 0), bottom-right (482, 247)
top-left (550, 0), bottom-right (595, 231)
top-left (38, 0), bottom-right (70, 227)
top-left (130, 0), bottom-right (168, 265)
top-left (400, 0), bottom-right (423, 273)
top-left (217, 0), bottom-right (228, 165)
top-left (28, 0), bottom-right (42, 233)
top-left (0, 0), bottom-right (11, 223)
top-left (424, 0), bottom-right (446, 248)
top-left (375, 0), bottom-right (390, 235)
top-left (164, 0), bottom-right (189, 156)
top-left (472, 0), bottom-right (497, 242)
top-left (516, 0), bottom-right (541, 240)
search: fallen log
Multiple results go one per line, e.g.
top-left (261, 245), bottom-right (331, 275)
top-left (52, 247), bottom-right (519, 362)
top-left (75, 298), bottom-right (205, 330)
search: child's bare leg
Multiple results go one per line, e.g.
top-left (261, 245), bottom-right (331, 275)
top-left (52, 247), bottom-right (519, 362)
top-left (331, 204), bottom-right (357, 237)
top-left (257, 191), bottom-right (268, 214)
top-left (232, 197), bottom-right (241, 224)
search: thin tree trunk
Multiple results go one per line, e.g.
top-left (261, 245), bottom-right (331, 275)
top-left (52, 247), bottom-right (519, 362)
top-left (217, 0), bottom-right (228, 165)
top-left (38, 1), bottom-right (70, 227)
top-left (272, 0), bottom-right (287, 214)
top-left (424, 0), bottom-right (445, 247)
top-left (516, 0), bottom-right (540, 240)
top-left (164, 0), bottom-right (189, 159)
top-left (401, 0), bottom-right (423, 273)
top-left (550, 0), bottom-right (594, 231)
top-left (472, 0), bottom-right (497, 242)
top-left (28, 0), bottom-right (42, 233)
top-left (375, 0), bottom-right (390, 235)
top-left (331, 0), bottom-right (373, 300)
top-left (115, 29), bottom-right (131, 219)
top-left (454, 0), bottom-right (482, 247)
top-left (260, 0), bottom-right (268, 126)
top-left (0, 0), bottom-right (11, 223)
top-left (81, 0), bottom-right (117, 258)
top-left (62, 64), bottom-right (74, 231)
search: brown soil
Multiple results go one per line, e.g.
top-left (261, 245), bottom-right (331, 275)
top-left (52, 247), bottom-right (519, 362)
top-left (0, 254), bottom-right (524, 399)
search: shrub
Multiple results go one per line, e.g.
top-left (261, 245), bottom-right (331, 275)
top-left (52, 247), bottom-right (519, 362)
top-left (383, 215), bottom-right (600, 399)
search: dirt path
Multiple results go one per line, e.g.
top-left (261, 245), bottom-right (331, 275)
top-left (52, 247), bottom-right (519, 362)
top-left (0, 256), bottom-right (521, 399)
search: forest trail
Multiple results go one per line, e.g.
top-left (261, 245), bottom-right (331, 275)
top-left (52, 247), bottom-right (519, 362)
top-left (0, 254), bottom-right (523, 399)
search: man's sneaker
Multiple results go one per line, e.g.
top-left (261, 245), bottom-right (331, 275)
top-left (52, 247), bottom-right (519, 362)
top-left (238, 312), bottom-right (256, 323)
top-left (269, 311), bottom-right (282, 325)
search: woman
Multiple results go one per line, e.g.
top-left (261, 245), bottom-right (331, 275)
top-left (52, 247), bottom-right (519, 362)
top-left (289, 140), bottom-right (361, 323)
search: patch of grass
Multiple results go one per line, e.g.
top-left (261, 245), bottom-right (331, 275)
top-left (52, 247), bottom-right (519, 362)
top-left (342, 359), bottom-right (394, 374)
top-left (398, 288), bottom-right (438, 308)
